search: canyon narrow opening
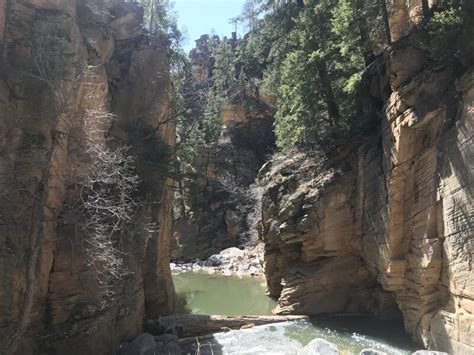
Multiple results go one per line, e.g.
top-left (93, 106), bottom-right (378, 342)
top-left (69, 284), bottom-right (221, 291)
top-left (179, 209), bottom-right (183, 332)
top-left (1, 0), bottom-right (472, 354)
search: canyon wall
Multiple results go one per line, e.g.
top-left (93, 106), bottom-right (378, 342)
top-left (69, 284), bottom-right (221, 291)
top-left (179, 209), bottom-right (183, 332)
top-left (173, 83), bottom-right (275, 260)
top-left (0, 1), bottom-right (175, 353)
top-left (260, 3), bottom-right (473, 353)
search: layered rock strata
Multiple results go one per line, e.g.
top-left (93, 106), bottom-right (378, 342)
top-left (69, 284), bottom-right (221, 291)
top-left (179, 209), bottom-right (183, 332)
top-left (0, 1), bottom-right (175, 353)
top-left (260, 5), bottom-right (474, 353)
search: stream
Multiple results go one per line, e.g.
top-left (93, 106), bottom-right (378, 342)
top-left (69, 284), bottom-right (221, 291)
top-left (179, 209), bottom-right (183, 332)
top-left (173, 271), bottom-right (419, 354)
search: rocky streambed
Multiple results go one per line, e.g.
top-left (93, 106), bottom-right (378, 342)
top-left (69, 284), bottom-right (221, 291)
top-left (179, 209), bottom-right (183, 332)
top-left (171, 246), bottom-right (264, 278)
top-left (119, 270), bottom-right (436, 355)
top-left (117, 271), bottom-right (436, 354)
top-left (118, 317), bottom-right (439, 355)
top-left (118, 241), bottom-right (445, 355)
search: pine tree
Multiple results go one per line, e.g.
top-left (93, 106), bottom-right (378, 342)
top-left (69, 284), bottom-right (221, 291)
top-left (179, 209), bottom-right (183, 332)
top-left (136, 0), bottom-right (182, 47)
top-left (212, 39), bottom-right (238, 94)
top-left (422, 0), bottom-right (431, 23)
top-left (378, 0), bottom-right (392, 45)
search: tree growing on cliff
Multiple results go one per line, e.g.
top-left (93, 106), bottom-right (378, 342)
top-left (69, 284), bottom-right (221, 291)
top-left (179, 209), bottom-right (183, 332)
top-left (137, 0), bottom-right (185, 69)
top-left (80, 107), bottom-right (140, 295)
top-left (228, 0), bottom-right (394, 150)
top-left (1, 35), bottom-right (143, 355)
top-left (138, 0), bottom-right (180, 38)
top-left (56, 68), bottom-right (141, 300)
top-left (175, 35), bottom-right (240, 153)
top-left (212, 38), bottom-right (239, 94)
top-left (28, 39), bottom-right (141, 299)
top-left (28, 30), bottom-right (87, 114)
top-left (265, 0), bottom-right (356, 148)
top-left (378, 0), bottom-right (392, 45)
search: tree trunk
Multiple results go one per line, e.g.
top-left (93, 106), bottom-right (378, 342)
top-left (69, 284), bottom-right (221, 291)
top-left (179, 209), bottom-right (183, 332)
top-left (149, 0), bottom-right (155, 33)
top-left (356, 0), bottom-right (372, 66)
top-left (421, 0), bottom-right (430, 23)
top-left (316, 60), bottom-right (340, 126)
top-left (378, 0), bottom-right (392, 45)
top-left (175, 160), bottom-right (186, 217)
top-left (147, 314), bottom-right (309, 338)
top-left (296, 0), bottom-right (305, 11)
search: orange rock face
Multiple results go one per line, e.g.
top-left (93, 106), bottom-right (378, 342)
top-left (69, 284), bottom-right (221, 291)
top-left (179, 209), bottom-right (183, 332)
top-left (259, 24), bottom-right (474, 355)
top-left (0, 1), bottom-right (175, 354)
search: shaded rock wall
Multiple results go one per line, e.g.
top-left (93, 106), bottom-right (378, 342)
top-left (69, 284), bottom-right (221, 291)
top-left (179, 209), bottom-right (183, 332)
top-left (0, 1), bottom-right (175, 353)
top-left (173, 34), bottom-right (276, 260)
top-left (173, 86), bottom-right (275, 261)
top-left (260, 6), bottom-right (473, 354)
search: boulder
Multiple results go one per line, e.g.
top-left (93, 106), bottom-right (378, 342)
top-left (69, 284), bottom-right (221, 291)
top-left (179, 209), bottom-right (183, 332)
top-left (249, 257), bottom-right (261, 267)
top-left (155, 333), bottom-right (179, 344)
top-left (77, 2), bottom-right (113, 24)
top-left (388, 47), bottom-right (426, 89)
top-left (219, 247), bottom-right (245, 260)
top-left (118, 333), bottom-right (156, 355)
top-left (143, 345), bottom-right (162, 355)
top-left (360, 349), bottom-right (387, 355)
top-left (206, 254), bottom-right (223, 266)
top-left (109, 3), bottom-right (143, 40)
top-left (26, 0), bottom-right (76, 17)
top-left (162, 341), bottom-right (183, 354)
top-left (297, 338), bottom-right (339, 355)
top-left (84, 28), bottom-right (114, 64)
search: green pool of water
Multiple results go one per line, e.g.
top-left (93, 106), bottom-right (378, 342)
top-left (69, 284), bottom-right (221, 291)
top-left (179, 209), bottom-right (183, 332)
top-left (173, 271), bottom-right (276, 315)
top-left (173, 271), bottom-right (419, 354)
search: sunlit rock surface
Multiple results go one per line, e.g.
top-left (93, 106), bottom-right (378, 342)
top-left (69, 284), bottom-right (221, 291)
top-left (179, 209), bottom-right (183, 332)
top-left (259, 43), bottom-right (474, 355)
top-left (0, 0), bottom-right (175, 353)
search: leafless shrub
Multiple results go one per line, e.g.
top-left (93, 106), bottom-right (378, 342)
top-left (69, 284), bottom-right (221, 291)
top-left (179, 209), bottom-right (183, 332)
top-left (83, 109), bottom-right (139, 293)
top-left (59, 68), bottom-right (141, 301)
top-left (28, 30), bottom-right (87, 115)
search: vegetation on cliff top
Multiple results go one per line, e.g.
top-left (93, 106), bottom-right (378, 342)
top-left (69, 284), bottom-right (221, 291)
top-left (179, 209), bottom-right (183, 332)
top-left (159, 0), bottom-right (463, 153)
top-left (132, 1), bottom-right (467, 231)
top-left (136, 0), bottom-right (465, 173)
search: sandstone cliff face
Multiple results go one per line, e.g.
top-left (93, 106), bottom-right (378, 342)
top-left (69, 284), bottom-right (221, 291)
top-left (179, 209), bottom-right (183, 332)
top-left (173, 85), bottom-right (275, 261)
top-left (259, 5), bottom-right (473, 354)
top-left (0, 1), bottom-right (175, 353)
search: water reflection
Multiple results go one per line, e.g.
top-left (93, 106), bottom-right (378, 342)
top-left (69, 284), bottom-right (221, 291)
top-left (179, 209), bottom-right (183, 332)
top-left (173, 271), bottom-right (277, 315)
top-left (173, 271), bottom-right (419, 354)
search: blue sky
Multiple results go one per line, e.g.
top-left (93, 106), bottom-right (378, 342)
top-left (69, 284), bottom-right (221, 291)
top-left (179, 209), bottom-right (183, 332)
top-left (174, 0), bottom-right (247, 52)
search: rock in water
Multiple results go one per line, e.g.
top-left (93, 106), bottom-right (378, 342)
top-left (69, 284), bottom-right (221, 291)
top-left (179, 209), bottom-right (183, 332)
top-left (163, 342), bottom-right (183, 355)
top-left (206, 254), bottom-right (223, 266)
top-left (297, 338), bottom-right (339, 355)
top-left (118, 333), bottom-right (156, 355)
top-left (155, 334), bottom-right (179, 345)
top-left (119, 333), bottom-right (184, 355)
top-left (360, 349), bottom-right (387, 355)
